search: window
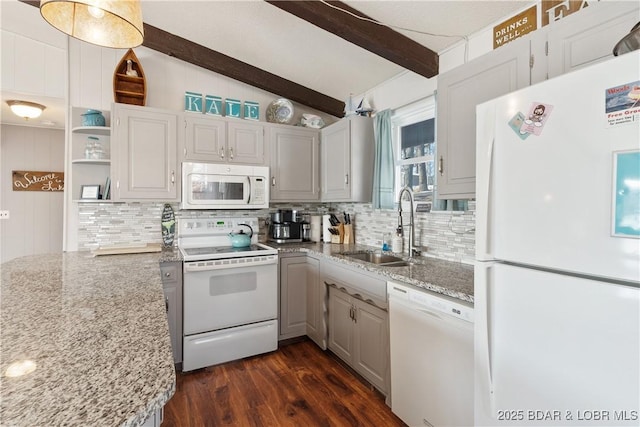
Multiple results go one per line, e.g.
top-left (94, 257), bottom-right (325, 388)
top-left (392, 98), bottom-right (436, 203)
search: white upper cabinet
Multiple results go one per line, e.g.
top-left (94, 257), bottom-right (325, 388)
top-left (227, 120), bottom-right (266, 165)
top-left (183, 115), bottom-right (226, 161)
top-left (436, 1), bottom-right (637, 200)
top-left (111, 103), bottom-right (179, 201)
top-left (1, 30), bottom-right (65, 98)
top-left (321, 116), bottom-right (375, 202)
top-left (183, 115), bottom-right (266, 165)
top-left (546, 1), bottom-right (639, 78)
top-left (269, 124), bottom-right (320, 202)
top-left (437, 36), bottom-right (531, 199)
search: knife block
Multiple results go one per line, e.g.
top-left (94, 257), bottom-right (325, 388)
top-left (331, 223), bottom-right (344, 244)
top-left (343, 224), bottom-right (354, 244)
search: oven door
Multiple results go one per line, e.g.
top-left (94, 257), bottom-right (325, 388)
top-left (183, 258), bottom-right (277, 335)
top-left (183, 171), bottom-right (250, 209)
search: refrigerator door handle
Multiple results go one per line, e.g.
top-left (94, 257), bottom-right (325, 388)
top-left (475, 263), bottom-right (496, 416)
top-left (482, 136), bottom-right (495, 258)
top-left (475, 101), bottom-right (496, 261)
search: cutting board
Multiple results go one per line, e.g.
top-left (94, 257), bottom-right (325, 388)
top-left (92, 243), bottom-right (162, 256)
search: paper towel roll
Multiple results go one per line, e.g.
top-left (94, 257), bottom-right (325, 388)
top-left (322, 215), bottom-right (332, 243)
top-left (310, 215), bottom-right (322, 242)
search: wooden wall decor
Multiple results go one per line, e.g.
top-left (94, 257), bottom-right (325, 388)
top-left (12, 170), bottom-right (64, 192)
top-left (113, 49), bottom-right (147, 106)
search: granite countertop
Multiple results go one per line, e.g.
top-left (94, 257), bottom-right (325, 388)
top-left (271, 242), bottom-right (474, 303)
top-left (0, 252), bottom-right (176, 427)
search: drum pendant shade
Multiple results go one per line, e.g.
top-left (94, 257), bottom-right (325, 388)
top-left (40, 0), bottom-right (144, 49)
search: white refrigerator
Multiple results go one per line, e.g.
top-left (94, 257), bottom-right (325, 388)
top-left (475, 51), bottom-right (640, 426)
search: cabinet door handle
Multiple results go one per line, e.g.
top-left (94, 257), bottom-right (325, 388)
top-left (438, 156), bottom-right (444, 176)
top-left (349, 305), bottom-right (354, 320)
top-left (220, 147), bottom-right (225, 159)
top-left (271, 176), bottom-right (276, 187)
top-left (345, 174), bottom-right (349, 185)
top-left (170, 171), bottom-right (175, 184)
top-left (352, 305), bottom-right (357, 323)
top-left (229, 147), bottom-right (234, 160)
top-left (165, 296), bottom-right (169, 313)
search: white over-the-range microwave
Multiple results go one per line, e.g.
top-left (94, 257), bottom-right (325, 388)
top-left (181, 162), bottom-right (269, 210)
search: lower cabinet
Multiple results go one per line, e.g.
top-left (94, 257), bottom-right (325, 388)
top-left (279, 255), bottom-right (308, 339)
top-left (140, 407), bottom-right (163, 427)
top-left (328, 286), bottom-right (389, 394)
top-left (160, 261), bottom-right (183, 366)
top-left (278, 254), bottom-right (326, 348)
top-left (304, 256), bottom-right (325, 349)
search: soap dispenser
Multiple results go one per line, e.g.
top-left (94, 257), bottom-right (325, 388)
top-left (392, 226), bottom-right (403, 253)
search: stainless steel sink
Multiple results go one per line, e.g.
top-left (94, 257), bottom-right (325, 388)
top-left (344, 252), bottom-right (408, 267)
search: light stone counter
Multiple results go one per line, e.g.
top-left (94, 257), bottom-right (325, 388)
top-left (0, 252), bottom-right (176, 427)
top-left (272, 242), bottom-right (474, 303)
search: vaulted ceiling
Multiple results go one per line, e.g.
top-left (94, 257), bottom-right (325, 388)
top-left (4, 0), bottom-right (531, 125)
top-left (138, 0), bottom-right (530, 116)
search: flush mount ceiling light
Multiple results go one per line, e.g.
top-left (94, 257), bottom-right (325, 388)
top-left (40, 0), bottom-right (144, 49)
top-left (6, 100), bottom-right (47, 120)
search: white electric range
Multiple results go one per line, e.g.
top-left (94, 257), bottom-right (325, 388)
top-left (178, 217), bottom-right (278, 372)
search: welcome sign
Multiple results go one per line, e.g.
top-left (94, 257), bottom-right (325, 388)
top-left (13, 171), bottom-right (64, 192)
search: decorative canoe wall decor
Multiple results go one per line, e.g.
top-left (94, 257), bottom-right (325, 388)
top-left (185, 92), bottom-right (260, 120)
top-left (13, 171), bottom-right (64, 192)
top-left (113, 49), bottom-right (146, 106)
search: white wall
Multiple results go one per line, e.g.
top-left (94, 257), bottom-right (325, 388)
top-left (1, 124), bottom-right (65, 262)
top-left (67, 41), bottom-right (339, 127)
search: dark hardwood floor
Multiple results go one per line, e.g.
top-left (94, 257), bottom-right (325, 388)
top-left (163, 339), bottom-right (406, 427)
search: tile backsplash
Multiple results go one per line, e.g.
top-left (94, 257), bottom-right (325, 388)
top-left (78, 201), bottom-right (475, 263)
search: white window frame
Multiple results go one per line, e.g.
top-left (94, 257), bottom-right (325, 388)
top-left (391, 96), bottom-right (436, 202)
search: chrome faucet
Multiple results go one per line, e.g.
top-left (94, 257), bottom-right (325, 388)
top-left (398, 186), bottom-right (421, 259)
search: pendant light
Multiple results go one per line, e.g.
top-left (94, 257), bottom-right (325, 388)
top-left (6, 100), bottom-right (47, 120)
top-left (40, 0), bottom-right (144, 49)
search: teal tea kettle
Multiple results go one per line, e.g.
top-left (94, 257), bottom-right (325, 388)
top-left (228, 223), bottom-right (253, 247)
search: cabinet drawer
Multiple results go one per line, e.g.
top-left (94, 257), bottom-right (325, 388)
top-left (160, 264), bottom-right (178, 285)
top-left (321, 259), bottom-right (386, 307)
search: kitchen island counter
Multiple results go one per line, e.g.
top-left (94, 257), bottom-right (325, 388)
top-left (0, 251), bottom-right (176, 427)
top-left (272, 242), bottom-right (474, 303)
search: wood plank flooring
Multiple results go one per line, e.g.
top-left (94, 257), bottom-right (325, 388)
top-left (162, 339), bottom-right (406, 427)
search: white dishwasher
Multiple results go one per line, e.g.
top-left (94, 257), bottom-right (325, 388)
top-left (387, 281), bottom-right (474, 427)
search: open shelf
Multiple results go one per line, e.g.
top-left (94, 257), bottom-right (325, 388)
top-left (72, 126), bottom-right (110, 136)
top-left (71, 159), bottom-right (111, 165)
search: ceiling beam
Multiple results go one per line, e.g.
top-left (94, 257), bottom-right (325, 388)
top-left (141, 24), bottom-right (345, 117)
top-left (265, 0), bottom-right (439, 78)
top-left (19, 0), bottom-right (345, 118)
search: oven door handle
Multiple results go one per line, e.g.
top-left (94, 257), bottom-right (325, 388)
top-left (184, 257), bottom-right (277, 272)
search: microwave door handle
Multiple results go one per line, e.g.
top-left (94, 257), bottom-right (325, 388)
top-left (246, 176), bottom-right (252, 204)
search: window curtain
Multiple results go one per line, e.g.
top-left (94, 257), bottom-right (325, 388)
top-left (372, 109), bottom-right (395, 209)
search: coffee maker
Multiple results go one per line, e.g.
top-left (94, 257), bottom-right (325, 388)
top-left (268, 209), bottom-right (310, 243)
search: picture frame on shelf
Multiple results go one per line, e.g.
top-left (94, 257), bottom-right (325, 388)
top-left (103, 177), bottom-right (111, 200)
top-left (81, 185), bottom-right (100, 200)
